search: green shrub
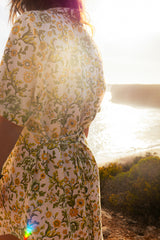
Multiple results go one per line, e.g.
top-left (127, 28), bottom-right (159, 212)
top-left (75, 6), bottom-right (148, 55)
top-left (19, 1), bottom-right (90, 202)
top-left (99, 162), bottom-right (123, 181)
top-left (99, 155), bottom-right (160, 224)
top-left (99, 163), bottom-right (123, 196)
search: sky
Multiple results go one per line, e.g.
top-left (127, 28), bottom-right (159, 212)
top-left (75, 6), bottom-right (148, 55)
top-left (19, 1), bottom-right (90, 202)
top-left (0, 0), bottom-right (160, 84)
top-left (86, 0), bottom-right (160, 84)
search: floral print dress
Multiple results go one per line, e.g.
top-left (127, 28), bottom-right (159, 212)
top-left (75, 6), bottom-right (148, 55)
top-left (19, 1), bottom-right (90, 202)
top-left (0, 8), bottom-right (106, 240)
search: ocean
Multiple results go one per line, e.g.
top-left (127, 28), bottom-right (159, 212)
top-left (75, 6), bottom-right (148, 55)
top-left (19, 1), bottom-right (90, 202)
top-left (88, 91), bottom-right (160, 166)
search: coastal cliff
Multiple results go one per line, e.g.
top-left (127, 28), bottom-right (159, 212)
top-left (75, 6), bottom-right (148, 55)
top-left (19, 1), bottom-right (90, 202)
top-left (110, 84), bottom-right (160, 108)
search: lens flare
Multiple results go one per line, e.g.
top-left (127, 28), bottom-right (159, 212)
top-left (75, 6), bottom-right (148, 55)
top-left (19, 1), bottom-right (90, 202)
top-left (24, 224), bottom-right (35, 240)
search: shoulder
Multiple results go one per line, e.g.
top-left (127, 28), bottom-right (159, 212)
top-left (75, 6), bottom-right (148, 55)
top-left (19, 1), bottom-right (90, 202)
top-left (14, 10), bottom-right (57, 32)
top-left (7, 12), bottom-right (38, 54)
top-left (10, 12), bottom-right (37, 37)
top-left (13, 11), bottom-right (40, 28)
top-left (18, 10), bottom-right (54, 23)
top-left (11, 12), bottom-right (37, 37)
top-left (13, 10), bottom-right (52, 30)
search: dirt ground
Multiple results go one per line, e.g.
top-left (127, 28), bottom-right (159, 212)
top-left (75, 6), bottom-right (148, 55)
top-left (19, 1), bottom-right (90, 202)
top-left (101, 208), bottom-right (160, 240)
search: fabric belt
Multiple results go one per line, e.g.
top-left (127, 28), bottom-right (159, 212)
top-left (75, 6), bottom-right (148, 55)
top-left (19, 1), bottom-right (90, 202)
top-left (40, 131), bottom-right (87, 146)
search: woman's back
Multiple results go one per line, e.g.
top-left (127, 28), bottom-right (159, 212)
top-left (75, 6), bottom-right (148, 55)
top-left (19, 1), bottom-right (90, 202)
top-left (23, 8), bottom-right (104, 139)
top-left (0, 7), bottom-right (106, 240)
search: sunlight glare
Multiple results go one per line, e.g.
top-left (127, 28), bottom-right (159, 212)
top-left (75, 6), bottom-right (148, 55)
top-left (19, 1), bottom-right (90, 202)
top-left (87, 0), bottom-right (160, 47)
top-left (107, 104), bottom-right (146, 151)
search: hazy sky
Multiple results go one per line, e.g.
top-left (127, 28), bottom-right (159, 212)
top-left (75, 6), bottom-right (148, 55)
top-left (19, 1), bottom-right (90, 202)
top-left (1, 0), bottom-right (160, 84)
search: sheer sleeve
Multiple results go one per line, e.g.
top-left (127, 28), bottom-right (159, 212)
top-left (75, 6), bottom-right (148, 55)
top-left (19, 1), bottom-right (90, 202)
top-left (82, 51), bottom-right (106, 130)
top-left (94, 53), bottom-right (106, 113)
top-left (0, 13), bottom-right (37, 126)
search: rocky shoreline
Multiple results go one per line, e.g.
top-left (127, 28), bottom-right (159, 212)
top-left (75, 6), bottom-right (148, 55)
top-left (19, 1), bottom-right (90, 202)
top-left (102, 209), bottom-right (160, 240)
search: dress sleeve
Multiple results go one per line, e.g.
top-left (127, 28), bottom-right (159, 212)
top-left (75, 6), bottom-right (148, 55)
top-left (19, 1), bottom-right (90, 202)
top-left (82, 51), bottom-right (106, 130)
top-left (0, 13), bottom-right (37, 126)
top-left (94, 53), bottom-right (106, 113)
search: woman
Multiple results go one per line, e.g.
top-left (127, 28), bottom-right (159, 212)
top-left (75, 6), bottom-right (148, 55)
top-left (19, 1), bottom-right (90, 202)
top-left (0, 0), bottom-right (106, 239)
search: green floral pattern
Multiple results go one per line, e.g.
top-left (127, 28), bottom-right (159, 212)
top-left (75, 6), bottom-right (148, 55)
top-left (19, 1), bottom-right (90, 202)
top-left (0, 8), bottom-right (106, 240)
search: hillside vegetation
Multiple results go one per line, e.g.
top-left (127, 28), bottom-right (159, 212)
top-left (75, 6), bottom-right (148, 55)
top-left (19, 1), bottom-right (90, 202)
top-left (99, 153), bottom-right (160, 225)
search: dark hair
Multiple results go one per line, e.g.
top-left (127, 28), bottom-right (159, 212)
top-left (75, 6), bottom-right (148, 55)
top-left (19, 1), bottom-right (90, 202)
top-left (9, 0), bottom-right (87, 24)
